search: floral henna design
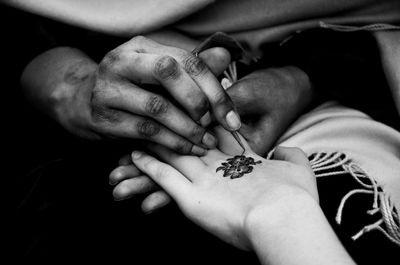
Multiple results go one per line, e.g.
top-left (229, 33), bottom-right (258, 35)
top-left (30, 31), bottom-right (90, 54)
top-left (216, 155), bottom-right (262, 179)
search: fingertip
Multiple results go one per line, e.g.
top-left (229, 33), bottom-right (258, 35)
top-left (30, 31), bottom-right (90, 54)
top-left (131, 150), bottom-right (143, 160)
top-left (112, 184), bottom-right (131, 201)
top-left (272, 146), bottom-right (290, 159)
top-left (109, 165), bottom-right (141, 185)
top-left (199, 47), bottom-right (231, 76)
top-left (208, 47), bottom-right (231, 64)
top-left (274, 146), bottom-right (304, 155)
top-left (109, 167), bottom-right (125, 186)
top-left (199, 111), bottom-right (212, 127)
top-left (273, 146), bottom-right (309, 165)
top-left (109, 180), bottom-right (117, 186)
top-left (141, 191), bottom-right (172, 214)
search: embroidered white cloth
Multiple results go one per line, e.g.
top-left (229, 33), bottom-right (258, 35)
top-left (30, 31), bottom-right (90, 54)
top-left (277, 101), bottom-right (400, 244)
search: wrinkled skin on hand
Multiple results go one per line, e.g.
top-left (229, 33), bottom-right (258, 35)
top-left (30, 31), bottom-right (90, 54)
top-left (49, 36), bottom-right (240, 156)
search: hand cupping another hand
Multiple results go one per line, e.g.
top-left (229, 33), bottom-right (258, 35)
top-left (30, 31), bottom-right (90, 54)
top-left (228, 66), bottom-right (314, 156)
top-left (111, 127), bottom-right (317, 250)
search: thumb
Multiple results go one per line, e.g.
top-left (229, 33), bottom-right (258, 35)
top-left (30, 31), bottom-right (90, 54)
top-left (131, 150), bottom-right (191, 200)
top-left (199, 47), bottom-right (231, 76)
top-left (226, 78), bottom-right (269, 116)
top-left (272, 146), bottom-right (318, 202)
top-left (272, 146), bottom-right (310, 167)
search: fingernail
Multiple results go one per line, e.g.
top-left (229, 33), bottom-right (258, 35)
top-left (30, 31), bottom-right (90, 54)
top-left (202, 132), bottom-right (217, 148)
top-left (131, 151), bottom-right (142, 160)
top-left (144, 209), bottom-right (153, 215)
top-left (191, 145), bottom-right (207, 156)
top-left (199, 111), bottom-right (212, 127)
top-left (226, 110), bottom-right (241, 130)
top-left (113, 194), bottom-right (124, 201)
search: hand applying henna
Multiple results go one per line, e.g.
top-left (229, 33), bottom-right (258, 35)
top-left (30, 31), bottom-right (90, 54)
top-left (191, 32), bottom-right (247, 150)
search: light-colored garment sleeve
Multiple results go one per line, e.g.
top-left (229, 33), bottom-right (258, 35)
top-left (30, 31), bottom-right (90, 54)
top-left (3, 0), bottom-right (213, 35)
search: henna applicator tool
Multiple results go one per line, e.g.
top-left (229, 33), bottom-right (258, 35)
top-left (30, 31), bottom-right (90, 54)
top-left (191, 32), bottom-right (256, 155)
top-left (231, 131), bottom-right (246, 155)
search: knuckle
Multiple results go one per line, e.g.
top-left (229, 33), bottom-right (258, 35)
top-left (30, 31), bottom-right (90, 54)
top-left (105, 49), bottom-right (123, 64)
top-left (188, 124), bottom-right (206, 143)
top-left (90, 82), bottom-right (104, 103)
top-left (173, 139), bottom-right (193, 154)
top-left (155, 165), bottom-right (169, 179)
top-left (144, 158), bottom-right (159, 173)
top-left (91, 104), bottom-right (121, 123)
top-left (153, 56), bottom-right (180, 80)
top-left (130, 35), bottom-right (147, 44)
top-left (213, 90), bottom-right (231, 106)
top-left (189, 95), bottom-right (209, 119)
top-left (90, 83), bottom-right (122, 123)
top-left (97, 61), bottom-right (109, 76)
top-left (182, 54), bottom-right (207, 77)
top-left (137, 119), bottom-right (161, 138)
top-left (144, 95), bottom-right (169, 116)
top-left (100, 49), bottom-right (124, 74)
top-left (90, 87), bottom-right (117, 120)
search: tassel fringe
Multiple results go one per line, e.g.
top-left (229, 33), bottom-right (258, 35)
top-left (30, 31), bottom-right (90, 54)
top-left (309, 152), bottom-right (400, 246)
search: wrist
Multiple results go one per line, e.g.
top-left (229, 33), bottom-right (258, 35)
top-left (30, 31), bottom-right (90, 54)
top-left (52, 62), bottom-right (97, 130)
top-left (21, 47), bottom-right (97, 135)
top-left (244, 189), bottom-right (355, 265)
top-left (244, 188), bottom-right (318, 249)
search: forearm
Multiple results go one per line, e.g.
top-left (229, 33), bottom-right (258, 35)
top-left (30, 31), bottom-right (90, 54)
top-left (21, 47), bottom-right (96, 124)
top-left (245, 192), bottom-right (355, 265)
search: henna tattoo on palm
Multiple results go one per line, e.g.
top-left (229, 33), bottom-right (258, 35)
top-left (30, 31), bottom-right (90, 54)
top-left (216, 155), bottom-right (262, 179)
